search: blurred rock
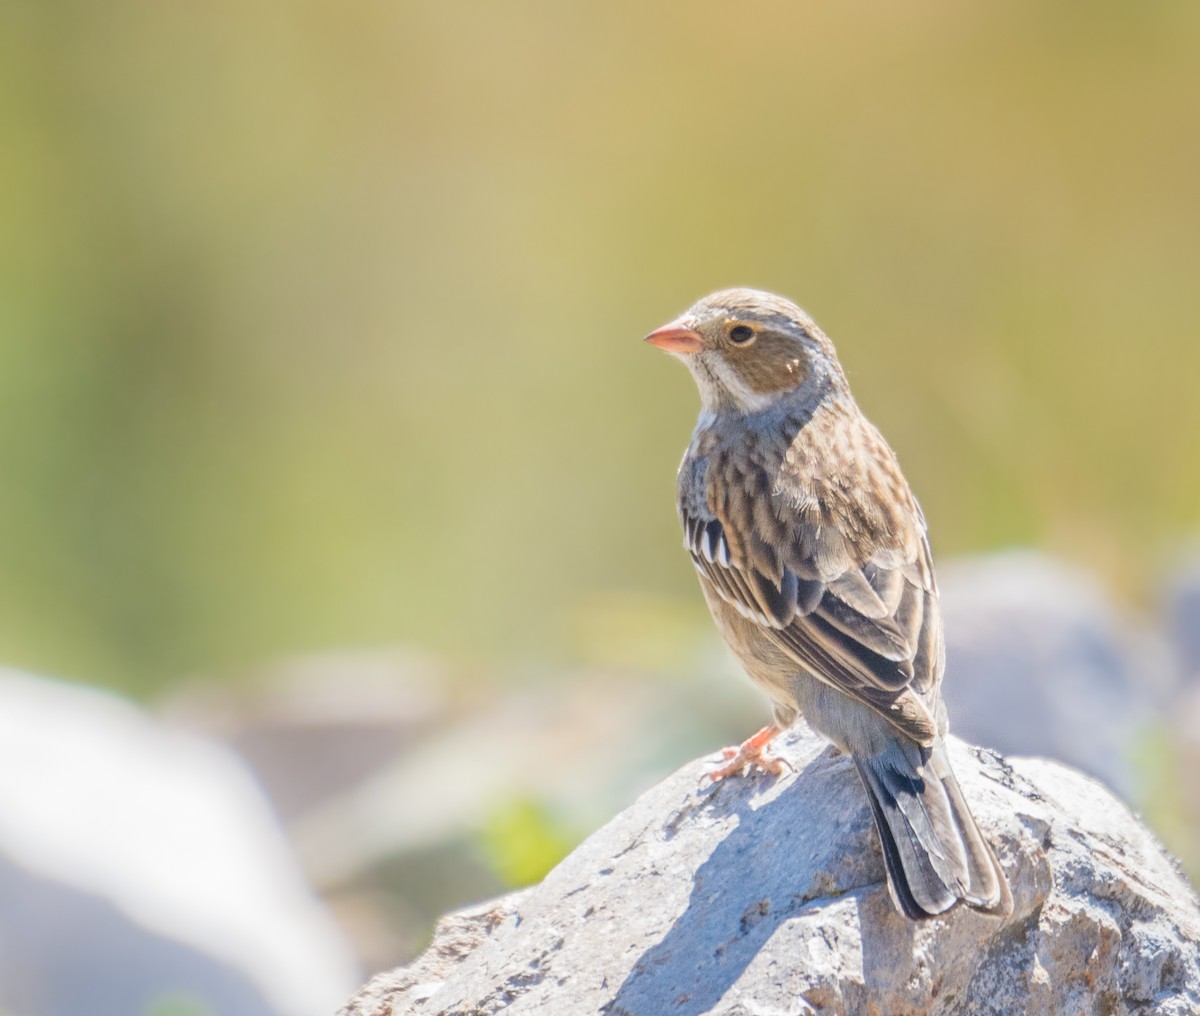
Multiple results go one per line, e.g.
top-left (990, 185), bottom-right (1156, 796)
top-left (1164, 550), bottom-right (1200, 690)
top-left (0, 669), bottom-right (358, 1016)
top-left (288, 665), bottom-right (746, 886)
top-left (341, 726), bottom-right (1200, 1016)
top-left (161, 650), bottom-right (471, 969)
top-left (939, 551), bottom-right (1171, 798)
top-left (160, 649), bottom-right (450, 822)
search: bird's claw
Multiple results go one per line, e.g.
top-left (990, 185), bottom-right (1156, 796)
top-left (705, 726), bottom-right (793, 783)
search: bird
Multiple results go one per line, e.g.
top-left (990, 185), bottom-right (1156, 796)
top-left (644, 287), bottom-right (1012, 920)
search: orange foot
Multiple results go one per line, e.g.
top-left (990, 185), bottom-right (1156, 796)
top-left (707, 724), bottom-right (789, 782)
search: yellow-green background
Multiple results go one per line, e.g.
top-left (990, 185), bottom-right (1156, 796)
top-left (2, 0), bottom-right (1198, 694)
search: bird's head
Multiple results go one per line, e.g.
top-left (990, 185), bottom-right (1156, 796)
top-left (645, 288), bottom-right (844, 415)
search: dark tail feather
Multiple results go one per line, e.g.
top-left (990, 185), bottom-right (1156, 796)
top-left (853, 738), bottom-right (1012, 920)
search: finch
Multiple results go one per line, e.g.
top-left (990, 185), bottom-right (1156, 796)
top-left (646, 288), bottom-right (1011, 919)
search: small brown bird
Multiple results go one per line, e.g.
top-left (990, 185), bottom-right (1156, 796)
top-left (646, 288), bottom-right (1011, 920)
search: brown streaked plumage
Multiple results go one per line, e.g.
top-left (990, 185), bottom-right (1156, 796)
top-left (646, 287), bottom-right (1011, 921)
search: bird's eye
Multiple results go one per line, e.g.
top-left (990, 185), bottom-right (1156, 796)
top-left (728, 324), bottom-right (755, 344)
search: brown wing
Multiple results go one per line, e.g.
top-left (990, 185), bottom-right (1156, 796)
top-left (683, 410), bottom-right (943, 744)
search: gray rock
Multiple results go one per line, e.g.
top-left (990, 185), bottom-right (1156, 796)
top-left (342, 725), bottom-right (1200, 1016)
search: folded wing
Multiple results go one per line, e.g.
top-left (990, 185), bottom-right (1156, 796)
top-left (683, 428), bottom-right (943, 744)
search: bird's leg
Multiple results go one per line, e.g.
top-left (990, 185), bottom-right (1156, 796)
top-left (707, 723), bottom-right (788, 781)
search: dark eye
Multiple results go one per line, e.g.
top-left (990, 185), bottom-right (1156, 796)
top-left (728, 324), bottom-right (755, 344)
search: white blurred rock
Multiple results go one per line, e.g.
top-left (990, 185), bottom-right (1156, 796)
top-left (0, 669), bottom-right (359, 1016)
top-left (939, 551), bottom-right (1170, 798)
top-left (342, 726), bottom-right (1200, 1016)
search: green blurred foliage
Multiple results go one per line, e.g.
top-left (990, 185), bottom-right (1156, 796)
top-left (1, 1), bottom-right (1199, 692)
top-left (478, 798), bottom-right (578, 889)
top-left (144, 994), bottom-right (215, 1016)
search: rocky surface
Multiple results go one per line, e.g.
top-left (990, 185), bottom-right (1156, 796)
top-left (342, 725), bottom-right (1200, 1016)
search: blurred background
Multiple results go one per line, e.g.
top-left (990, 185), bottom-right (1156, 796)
top-left (2, 1), bottom-right (1199, 1013)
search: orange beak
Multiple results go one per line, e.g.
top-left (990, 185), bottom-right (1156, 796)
top-left (644, 322), bottom-right (705, 355)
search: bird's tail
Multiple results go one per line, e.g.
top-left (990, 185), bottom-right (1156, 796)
top-left (853, 737), bottom-right (1012, 919)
